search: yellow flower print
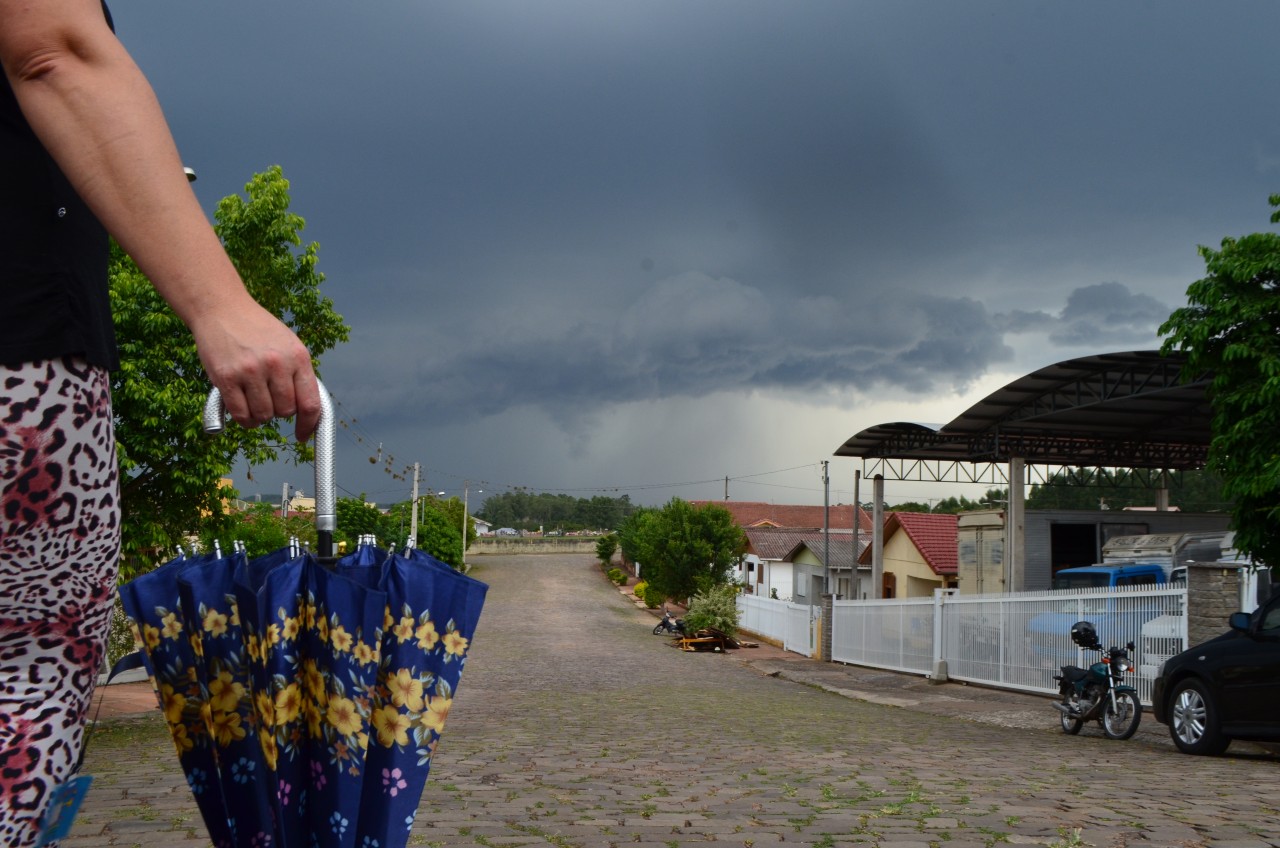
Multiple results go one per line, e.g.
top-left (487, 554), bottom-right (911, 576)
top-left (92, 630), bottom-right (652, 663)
top-left (229, 604), bottom-right (241, 628)
top-left (387, 669), bottom-right (424, 712)
top-left (202, 609), bottom-right (228, 638)
top-left (392, 616), bottom-right (414, 644)
top-left (415, 621), bottom-right (439, 651)
top-left (302, 659), bottom-right (326, 703)
top-left (281, 616), bottom-right (300, 641)
top-left (161, 612), bottom-right (183, 641)
top-left (210, 710), bottom-right (246, 746)
top-left (255, 690), bottom-right (275, 727)
top-left (372, 705), bottom-right (411, 748)
top-left (208, 671), bottom-right (245, 714)
top-left (189, 631), bottom-right (203, 658)
top-left (443, 630), bottom-right (469, 658)
top-left (353, 641), bottom-right (376, 666)
top-left (266, 623), bottom-right (282, 646)
top-left (330, 624), bottom-right (353, 653)
top-left (383, 605), bottom-right (394, 631)
top-left (246, 634), bottom-right (261, 663)
top-left (171, 723), bottom-right (193, 754)
top-left (143, 624), bottom-right (160, 651)
top-left (259, 730), bottom-right (279, 770)
top-left (304, 701), bottom-right (324, 740)
top-left (316, 616), bottom-right (329, 643)
top-left (274, 683), bottom-right (302, 725)
top-left (129, 622), bottom-right (143, 649)
top-left (421, 694), bottom-right (452, 735)
top-left (326, 696), bottom-right (362, 737)
top-left (160, 683), bottom-right (187, 725)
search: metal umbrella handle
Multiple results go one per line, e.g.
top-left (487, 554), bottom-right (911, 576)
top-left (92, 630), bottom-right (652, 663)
top-left (202, 383), bottom-right (337, 560)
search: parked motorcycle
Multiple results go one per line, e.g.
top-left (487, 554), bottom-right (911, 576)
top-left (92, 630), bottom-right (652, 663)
top-left (1053, 620), bottom-right (1142, 739)
top-left (653, 609), bottom-right (685, 635)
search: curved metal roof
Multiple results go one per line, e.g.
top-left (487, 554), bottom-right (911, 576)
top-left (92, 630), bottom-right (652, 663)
top-left (834, 350), bottom-right (1212, 469)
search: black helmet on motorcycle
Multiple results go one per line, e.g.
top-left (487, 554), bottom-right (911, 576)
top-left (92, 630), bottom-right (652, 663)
top-left (1070, 620), bottom-right (1099, 649)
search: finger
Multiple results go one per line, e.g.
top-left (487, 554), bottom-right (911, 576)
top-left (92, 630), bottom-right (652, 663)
top-left (217, 382), bottom-right (251, 429)
top-left (292, 370), bottom-right (321, 442)
top-left (240, 371), bottom-right (276, 428)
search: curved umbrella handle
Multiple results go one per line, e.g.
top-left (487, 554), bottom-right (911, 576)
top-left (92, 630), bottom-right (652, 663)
top-left (202, 383), bottom-right (337, 559)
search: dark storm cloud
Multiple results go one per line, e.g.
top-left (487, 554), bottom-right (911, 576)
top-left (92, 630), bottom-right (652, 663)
top-left (385, 271), bottom-right (1014, 424)
top-left (996, 282), bottom-right (1172, 349)
top-left (113, 0), bottom-right (1280, 499)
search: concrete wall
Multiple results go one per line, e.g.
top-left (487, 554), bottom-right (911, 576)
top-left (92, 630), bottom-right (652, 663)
top-left (471, 537), bottom-right (600, 555)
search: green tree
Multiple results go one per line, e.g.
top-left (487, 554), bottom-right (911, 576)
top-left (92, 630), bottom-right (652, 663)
top-left (384, 497), bottom-right (466, 568)
top-left (595, 533), bottom-right (619, 565)
top-left (336, 497), bottom-right (390, 550)
top-left (1024, 469), bottom-right (1228, 512)
top-left (617, 499), bottom-right (745, 603)
top-left (110, 166), bottom-right (349, 577)
top-left (417, 505), bottom-right (463, 568)
top-left (1160, 194), bottom-right (1280, 566)
top-left (198, 501), bottom-right (317, 559)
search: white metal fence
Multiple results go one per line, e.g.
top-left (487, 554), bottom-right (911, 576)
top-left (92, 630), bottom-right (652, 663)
top-left (737, 595), bottom-right (818, 657)
top-left (819, 585), bottom-right (1187, 706)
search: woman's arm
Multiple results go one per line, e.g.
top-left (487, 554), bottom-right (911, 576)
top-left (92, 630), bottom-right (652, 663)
top-left (0, 0), bottom-right (320, 438)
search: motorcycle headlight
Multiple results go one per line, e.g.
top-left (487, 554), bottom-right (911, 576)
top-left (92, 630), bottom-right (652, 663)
top-left (1116, 660), bottom-right (1130, 672)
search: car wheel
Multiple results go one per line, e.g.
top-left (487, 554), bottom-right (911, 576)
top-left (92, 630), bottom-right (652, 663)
top-left (1169, 678), bottom-right (1229, 756)
top-left (1102, 691), bottom-right (1142, 740)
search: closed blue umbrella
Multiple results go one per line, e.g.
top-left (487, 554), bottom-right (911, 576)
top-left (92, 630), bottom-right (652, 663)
top-left (119, 384), bottom-right (486, 848)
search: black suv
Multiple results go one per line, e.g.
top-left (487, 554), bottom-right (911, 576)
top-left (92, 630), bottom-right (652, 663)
top-left (1151, 590), bottom-right (1280, 755)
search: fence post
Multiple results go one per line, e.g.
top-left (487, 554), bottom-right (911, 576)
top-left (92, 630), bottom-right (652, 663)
top-left (820, 593), bottom-right (833, 663)
top-left (930, 588), bottom-right (948, 683)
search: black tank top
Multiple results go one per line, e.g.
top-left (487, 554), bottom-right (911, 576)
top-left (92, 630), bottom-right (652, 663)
top-left (0, 2), bottom-right (117, 369)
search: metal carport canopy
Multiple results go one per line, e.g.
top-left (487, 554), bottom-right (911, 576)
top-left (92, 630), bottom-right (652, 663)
top-left (834, 350), bottom-right (1213, 473)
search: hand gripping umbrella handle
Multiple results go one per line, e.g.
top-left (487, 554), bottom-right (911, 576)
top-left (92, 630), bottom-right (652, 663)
top-left (202, 383), bottom-right (337, 560)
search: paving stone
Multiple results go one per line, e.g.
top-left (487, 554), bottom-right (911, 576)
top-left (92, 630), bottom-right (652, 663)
top-left (75, 554), bottom-right (1280, 848)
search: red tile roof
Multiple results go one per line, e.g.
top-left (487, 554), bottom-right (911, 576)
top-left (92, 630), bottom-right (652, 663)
top-left (691, 501), bottom-right (872, 532)
top-left (858, 512), bottom-right (958, 576)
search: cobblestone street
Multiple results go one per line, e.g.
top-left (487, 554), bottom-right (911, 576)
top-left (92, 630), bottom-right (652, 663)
top-left (69, 553), bottom-right (1279, 847)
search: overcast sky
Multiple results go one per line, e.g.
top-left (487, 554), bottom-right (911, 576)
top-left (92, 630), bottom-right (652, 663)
top-left (116, 1), bottom-right (1280, 509)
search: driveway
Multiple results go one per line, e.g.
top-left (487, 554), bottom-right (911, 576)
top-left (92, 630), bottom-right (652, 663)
top-left (72, 553), bottom-right (1279, 847)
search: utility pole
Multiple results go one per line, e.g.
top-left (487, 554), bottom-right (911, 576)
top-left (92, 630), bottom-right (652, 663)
top-left (853, 470), bottom-right (862, 599)
top-left (822, 461), bottom-right (830, 595)
top-left (409, 462), bottom-right (420, 547)
top-left (724, 476), bottom-right (729, 500)
top-left (282, 482), bottom-right (290, 519)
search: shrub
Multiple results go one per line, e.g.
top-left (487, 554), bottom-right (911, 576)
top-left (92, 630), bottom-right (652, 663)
top-left (641, 583), bottom-right (666, 609)
top-left (596, 533), bottom-right (619, 565)
top-left (607, 567), bottom-right (626, 585)
top-left (633, 579), bottom-right (647, 598)
top-left (683, 583), bottom-right (740, 638)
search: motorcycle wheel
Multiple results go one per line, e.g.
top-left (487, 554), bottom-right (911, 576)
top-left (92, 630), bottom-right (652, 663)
top-left (1101, 691), bottom-right (1142, 740)
top-left (653, 623), bottom-right (666, 635)
top-left (1058, 699), bottom-right (1083, 735)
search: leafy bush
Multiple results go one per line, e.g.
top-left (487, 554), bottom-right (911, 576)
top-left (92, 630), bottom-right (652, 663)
top-left (607, 567), bottom-right (626, 585)
top-left (683, 583), bottom-right (740, 637)
top-left (633, 579), bottom-right (647, 598)
top-left (596, 533), bottom-right (619, 565)
top-left (641, 583), bottom-right (666, 609)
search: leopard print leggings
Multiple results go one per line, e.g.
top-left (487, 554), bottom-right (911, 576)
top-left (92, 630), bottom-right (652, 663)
top-left (0, 357), bottom-right (120, 847)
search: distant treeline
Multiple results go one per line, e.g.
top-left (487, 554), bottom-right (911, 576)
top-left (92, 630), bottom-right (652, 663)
top-left (476, 491), bottom-right (636, 532)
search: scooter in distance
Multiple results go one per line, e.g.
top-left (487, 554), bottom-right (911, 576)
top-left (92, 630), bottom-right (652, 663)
top-left (1052, 620), bottom-right (1142, 740)
top-left (653, 609), bottom-right (685, 635)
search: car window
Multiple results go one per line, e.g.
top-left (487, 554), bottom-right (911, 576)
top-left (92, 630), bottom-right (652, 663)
top-left (1261, 602), bottom-right (1280, 635)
